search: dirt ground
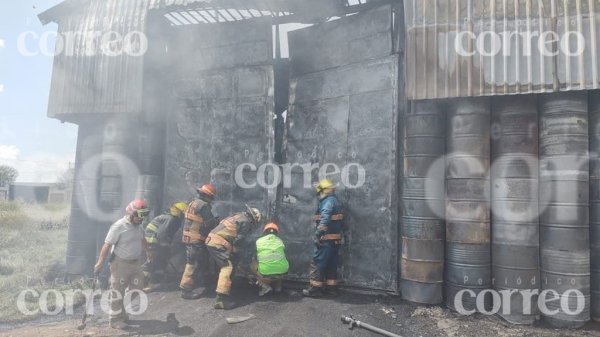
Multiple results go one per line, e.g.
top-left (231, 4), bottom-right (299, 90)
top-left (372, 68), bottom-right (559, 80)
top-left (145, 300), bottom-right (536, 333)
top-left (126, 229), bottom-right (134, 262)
top-left (2, 282), bottom-right (600, 337)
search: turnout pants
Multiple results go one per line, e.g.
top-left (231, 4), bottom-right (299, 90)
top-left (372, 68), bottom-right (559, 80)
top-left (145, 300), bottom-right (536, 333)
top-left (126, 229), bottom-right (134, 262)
top-left (109, 258), bottom-right (144, 323)
top-left (309, 242), bottom-right (340, 288)
top-left (207, 246), bottom-right (234, 295)
top-left (179, 242), bottom-right (210, 291)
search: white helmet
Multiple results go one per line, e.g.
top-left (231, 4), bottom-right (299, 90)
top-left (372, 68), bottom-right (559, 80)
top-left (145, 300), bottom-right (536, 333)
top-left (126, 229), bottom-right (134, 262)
top-left (245, 205), bottom-right (262, 224)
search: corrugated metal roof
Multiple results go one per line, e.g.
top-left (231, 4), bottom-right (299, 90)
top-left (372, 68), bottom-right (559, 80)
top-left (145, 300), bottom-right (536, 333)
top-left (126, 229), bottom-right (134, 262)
top-left (405, 0), bottom-right (600, 100)
top-left (39, 0), bottom-right (353, 24)
top-left (40, 0), bottom-right (386, 120)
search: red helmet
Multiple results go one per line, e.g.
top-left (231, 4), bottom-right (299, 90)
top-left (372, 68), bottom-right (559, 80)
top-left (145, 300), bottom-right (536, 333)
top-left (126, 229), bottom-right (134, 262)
top-left (126, 199), bottom-right (149, 217)
top-left (197, 184), bottom-right (217, 199)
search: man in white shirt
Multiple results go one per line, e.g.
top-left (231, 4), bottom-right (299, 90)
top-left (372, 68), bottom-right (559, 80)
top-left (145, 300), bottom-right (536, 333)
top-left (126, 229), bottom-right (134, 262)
top-left (94, 199), bottom-right (150, 330)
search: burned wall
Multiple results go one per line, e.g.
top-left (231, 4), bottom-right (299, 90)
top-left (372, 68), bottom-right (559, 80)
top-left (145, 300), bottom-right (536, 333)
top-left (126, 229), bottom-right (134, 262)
top-left (163, 19), bottom-right (275, 219)
top-left (281, 5), bottom-right (400, 291)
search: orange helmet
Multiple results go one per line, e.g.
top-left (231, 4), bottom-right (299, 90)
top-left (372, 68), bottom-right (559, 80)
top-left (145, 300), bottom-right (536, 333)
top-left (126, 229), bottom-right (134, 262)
top-left (197, 184), bottom-right (217, 199)
top-left (263, 222), bottom-right (279, 234)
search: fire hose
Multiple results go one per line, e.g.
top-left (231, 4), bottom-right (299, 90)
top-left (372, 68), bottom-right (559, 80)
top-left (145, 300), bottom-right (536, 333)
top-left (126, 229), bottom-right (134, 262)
top-left (341, 315), bottom-right (402, 337)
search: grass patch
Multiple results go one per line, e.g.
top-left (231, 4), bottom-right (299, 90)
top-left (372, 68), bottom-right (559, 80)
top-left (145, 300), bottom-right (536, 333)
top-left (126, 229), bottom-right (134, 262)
top-left (0, 201), bottom-right (83, 323)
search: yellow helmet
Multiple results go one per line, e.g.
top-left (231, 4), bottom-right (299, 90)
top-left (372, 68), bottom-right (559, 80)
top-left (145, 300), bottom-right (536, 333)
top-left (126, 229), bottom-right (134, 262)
top-left (316, 179), bottom-right (336, 194)
top-left (170, 202), bottom-right (188, 216)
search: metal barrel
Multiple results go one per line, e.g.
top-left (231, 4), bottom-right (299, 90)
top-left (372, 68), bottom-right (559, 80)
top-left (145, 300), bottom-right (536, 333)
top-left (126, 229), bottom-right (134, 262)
top-left (539, 92), bottom-right (590, 328)
top-left (66, 123), bottom-right (103, 276)
top-left (589, 91), bottom-right (600, 321)
top-left (401, 100), bottom-right (445, 304)
top-left (491, 95), bottom-right (540, 324)
top-left (445, 97), bottom-right (491, 311)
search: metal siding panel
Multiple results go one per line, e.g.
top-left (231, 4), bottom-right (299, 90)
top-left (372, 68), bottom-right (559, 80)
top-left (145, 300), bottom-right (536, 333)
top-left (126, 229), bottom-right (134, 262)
top-left (163, 19), bottom-right (274, 223)
top-left (405, 0), bottom-right (600, 100)
top-left (288, 4), bottom-right (393, 76)
top-left (47, 0), bottom-right (155, 119)
top-left (283, 5), bottom-right (399, 292)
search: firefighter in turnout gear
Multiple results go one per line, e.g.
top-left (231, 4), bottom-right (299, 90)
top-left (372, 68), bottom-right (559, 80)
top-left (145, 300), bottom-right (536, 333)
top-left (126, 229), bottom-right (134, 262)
top-left (179, 184), bottom-right (219, 300)
top-left (142, 202), bottom-right (187, 293)
top-left (252, 222), bottom-right (289, 296)
top-left (206, 206), bottom-right (263, 310)
top-left (303, 179), bottom-right (344, 298)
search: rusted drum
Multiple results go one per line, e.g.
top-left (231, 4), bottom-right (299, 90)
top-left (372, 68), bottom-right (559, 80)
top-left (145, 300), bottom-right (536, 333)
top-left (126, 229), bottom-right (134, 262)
top-left (491, 95), bottom-right (539, 324)
top-left (589, 91), bottom-right (600, 322)
top-left (539, 92), bottom-right (590, 328)
top-left (401, 100), bottom-right (445, 304)
top-left (445, 97), bottom-right (491, 311)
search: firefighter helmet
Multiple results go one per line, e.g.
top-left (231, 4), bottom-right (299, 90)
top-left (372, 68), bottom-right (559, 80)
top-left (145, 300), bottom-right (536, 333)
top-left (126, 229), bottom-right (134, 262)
top-left (263, 222), bottom-right (280, 234)
top-left (197, 184), bottom-right (217, 200)
top-left (245, 205), bottom-right (262, 224)
top-left (315, 179), bottom-right (336, 194)
top-left (126, 199), bottom-right (149, 218)
top-left (170, 202), bottom-right (188, 216)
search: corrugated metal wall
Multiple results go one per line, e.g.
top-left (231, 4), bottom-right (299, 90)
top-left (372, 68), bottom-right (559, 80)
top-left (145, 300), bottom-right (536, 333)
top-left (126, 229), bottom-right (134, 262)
top-left (47, 0), bottom-right (163, 119)
top-left (405, 0), bottom-right (600, 100)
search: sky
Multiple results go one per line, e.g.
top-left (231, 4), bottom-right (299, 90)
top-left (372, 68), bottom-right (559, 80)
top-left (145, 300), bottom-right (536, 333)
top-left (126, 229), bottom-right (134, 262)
top-left (0, 0), bottom-right (77, 183)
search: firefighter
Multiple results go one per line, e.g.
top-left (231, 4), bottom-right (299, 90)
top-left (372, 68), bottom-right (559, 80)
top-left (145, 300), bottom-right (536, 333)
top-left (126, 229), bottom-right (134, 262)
top-left (302, 179), bottom-right (344, 298)
top-left (93, 199), bottom-right (150, 330)
top-left (252, 222), bottom-right (289, 296)
top-left (142, 201), bottom-right (187, 293)
top-left (179, 184), bottom-right (219, 300)
top-left (206, 206), bottom-right (263, 310)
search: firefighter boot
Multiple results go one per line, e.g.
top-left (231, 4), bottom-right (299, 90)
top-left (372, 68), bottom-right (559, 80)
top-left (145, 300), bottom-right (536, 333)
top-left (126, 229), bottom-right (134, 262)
top-left (258, 283), bottom-right (272, 297)
top-left (181, 289), bottom-right (203, 300)
top-left (302, 286), bottom-right (323, 298)
top-left (143, 283), bottom-right (163, 293)
top-left (214, 293), bottom-right (237, 310)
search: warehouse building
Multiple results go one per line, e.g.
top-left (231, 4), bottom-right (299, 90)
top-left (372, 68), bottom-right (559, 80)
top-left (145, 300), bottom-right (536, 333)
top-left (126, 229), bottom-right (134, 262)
top-left (40, 0), bottom-right (600, 328)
